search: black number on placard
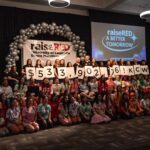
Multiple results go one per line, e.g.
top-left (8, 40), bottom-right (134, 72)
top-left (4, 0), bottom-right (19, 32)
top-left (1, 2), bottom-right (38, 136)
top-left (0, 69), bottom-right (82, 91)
top-left (47, 68), bottom-right (52, 76)
top-left (78, 70), bottom-right (83, 77)
top-left (29, 69), bottom-right (34, 77)
top-left (94, 69), bottom-right (98, 76)
top-left (60, 69), bottom-right (65, 76)
top-left (38, 70), bottom-right (43, 77)
top-left (87, 68), bottom-right (92, 74)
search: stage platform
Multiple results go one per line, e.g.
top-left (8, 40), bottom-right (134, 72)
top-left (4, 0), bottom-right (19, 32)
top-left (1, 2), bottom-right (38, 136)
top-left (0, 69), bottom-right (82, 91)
top-left (0, 117), bottom-right (150, 150)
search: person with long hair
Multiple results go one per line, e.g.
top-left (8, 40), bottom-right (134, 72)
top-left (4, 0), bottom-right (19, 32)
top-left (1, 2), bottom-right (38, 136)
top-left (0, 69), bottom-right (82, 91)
top-left (69, 95), bottom-right (81, 124)
top-left (6, 99), bottom-right (24, 134)
top-left (0, 77), bottom-right (13, 107)
top-left (35, 59), bottom-right (43, 68)
top-left (7, 65), bottom-right (19, 90)
top-left (79, 95), bottom-right (92, 123)
top-left (14, 77), bottom-right (28, 99)
top-left (37, 96), bottom-right (53, 129)
top-left (39, 78), bottom-right (52, 99)
top-left (22, 98), bottom-right (39, 133)
top-left (58, 95), bottom-right (72, 125)
top-left (91, 94), bottom-right (111, 124)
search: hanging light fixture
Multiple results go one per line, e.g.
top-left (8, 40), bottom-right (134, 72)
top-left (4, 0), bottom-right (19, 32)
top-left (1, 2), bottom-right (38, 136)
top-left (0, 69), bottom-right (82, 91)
top-left (48, 0), bottom-right (70, 8)
top-left (140, 10), bottom-right (150, 19)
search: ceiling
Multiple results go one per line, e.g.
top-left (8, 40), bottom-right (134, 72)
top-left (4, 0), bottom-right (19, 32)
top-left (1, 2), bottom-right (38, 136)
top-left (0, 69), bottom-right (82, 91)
top-left (0, 0), bottom-right (150, 16)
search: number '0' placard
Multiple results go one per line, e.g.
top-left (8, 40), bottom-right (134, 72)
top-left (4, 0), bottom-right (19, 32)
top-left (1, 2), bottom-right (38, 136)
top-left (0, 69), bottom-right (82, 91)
top-left (85, 66), bottom-right (93, 77)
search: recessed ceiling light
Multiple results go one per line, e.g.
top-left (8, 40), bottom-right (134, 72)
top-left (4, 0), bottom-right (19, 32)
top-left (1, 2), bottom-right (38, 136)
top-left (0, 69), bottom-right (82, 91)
top-left (48, 0), bottom-right (70, 8)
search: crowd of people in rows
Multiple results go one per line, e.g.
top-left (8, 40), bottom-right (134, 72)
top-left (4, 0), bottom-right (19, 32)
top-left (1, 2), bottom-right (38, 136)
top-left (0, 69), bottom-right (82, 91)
top-left (0, 55), bottom-right (150, 137)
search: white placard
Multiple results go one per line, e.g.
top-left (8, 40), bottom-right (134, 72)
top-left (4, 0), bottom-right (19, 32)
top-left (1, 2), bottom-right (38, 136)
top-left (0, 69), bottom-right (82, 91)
top-left (26, 67), bottom-right (36, 80)
top-left (113, 65), bottom-right (120, 75)
top-left (85, 66), bottom-right (93, 77)
top-left (140, 65), bottom-right (149, 75)
top-left (76, 67), bottom-right (84, 79)
top-left (44, 66), bottom-right (55, 78)
top-left (100, 67), bottom-right (108, 77)
top-left (36, 68), bottom-right (45, 80)
top-left (57, 67), bottom-right (67, 79)
top-left (134, 65), bottom-right (141, 75)
top-left (120, 66), bottom-right (128, 75)
top-left (109, 67), bottom-right (115, 78)
top-left (127, 66), bottom-right (134, 76)
top-left (67, 67), bottom-right (75, 79)
top-left (93, 67), bottom-right (101, 78)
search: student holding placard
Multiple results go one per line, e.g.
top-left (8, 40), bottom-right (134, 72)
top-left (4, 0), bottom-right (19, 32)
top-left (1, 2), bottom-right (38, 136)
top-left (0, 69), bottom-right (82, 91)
top-left (91, 58), bottom-right (98, 67)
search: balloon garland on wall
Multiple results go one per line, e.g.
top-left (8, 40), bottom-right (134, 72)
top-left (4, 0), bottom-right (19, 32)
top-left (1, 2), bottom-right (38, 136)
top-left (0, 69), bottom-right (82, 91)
top-left (4, 22), bottom-right (86, 73)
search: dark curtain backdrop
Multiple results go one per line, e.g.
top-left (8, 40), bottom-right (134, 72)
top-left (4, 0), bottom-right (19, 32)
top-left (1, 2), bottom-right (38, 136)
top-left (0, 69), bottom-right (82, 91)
top-left (0, 6), bottom-right (150, 81)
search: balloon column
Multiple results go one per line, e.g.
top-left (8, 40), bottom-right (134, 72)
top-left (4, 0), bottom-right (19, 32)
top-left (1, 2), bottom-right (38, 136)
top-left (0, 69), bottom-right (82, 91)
top-left (5, 22), bottom-right (86, 73)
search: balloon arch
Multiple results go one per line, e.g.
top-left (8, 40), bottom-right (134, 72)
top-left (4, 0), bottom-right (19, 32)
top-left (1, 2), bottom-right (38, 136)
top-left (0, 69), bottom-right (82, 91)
top-left (5, 22), bottom-right (86, 73)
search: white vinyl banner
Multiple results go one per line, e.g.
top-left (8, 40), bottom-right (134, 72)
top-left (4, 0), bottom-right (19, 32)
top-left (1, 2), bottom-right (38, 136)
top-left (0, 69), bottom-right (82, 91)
top-left (23, 40), bottom-right (76, 66)
top-left (140, 65), bottom-right (149, 75)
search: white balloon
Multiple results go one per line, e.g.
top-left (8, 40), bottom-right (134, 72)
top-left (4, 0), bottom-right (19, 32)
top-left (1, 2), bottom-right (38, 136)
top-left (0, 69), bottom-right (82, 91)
top-left (18, 44), bottom-right (23, 49)
top-left (30, 24), bottom-right (36, 29)
top-left (20, 29), bottom-right (25, 35)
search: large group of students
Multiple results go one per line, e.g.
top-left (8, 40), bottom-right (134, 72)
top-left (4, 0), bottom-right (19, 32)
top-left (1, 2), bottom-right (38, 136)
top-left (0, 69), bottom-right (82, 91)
top-left (0, 55), bottom-right (150, 137)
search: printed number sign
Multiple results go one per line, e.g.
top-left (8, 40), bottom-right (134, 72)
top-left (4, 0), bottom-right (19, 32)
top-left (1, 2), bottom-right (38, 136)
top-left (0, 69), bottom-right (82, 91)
top-left (76, 67), bottom-right (84, 79)
top-left (85, 66), bottom-right (93, 77)
top-left (113, 65), bottom-right (120, 76)
top-left (44, 66), bottom-right (54, 78)
top-left (93, 67), bottom-right (101, 78)
top-left (26, 67), bottom-right (35, 80)
top-left (36, 68), bottom-right (45, 80)
top-left (57, 67), bottom-right (67, 79)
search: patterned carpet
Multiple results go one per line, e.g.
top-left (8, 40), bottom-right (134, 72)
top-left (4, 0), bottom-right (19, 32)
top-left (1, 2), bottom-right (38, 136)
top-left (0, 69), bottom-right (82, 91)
top-left (0, 117), bottom-right (150, 150)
